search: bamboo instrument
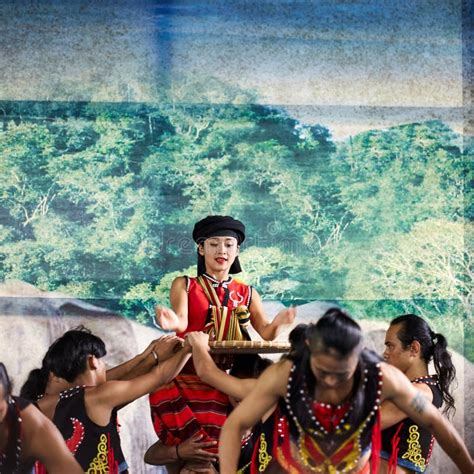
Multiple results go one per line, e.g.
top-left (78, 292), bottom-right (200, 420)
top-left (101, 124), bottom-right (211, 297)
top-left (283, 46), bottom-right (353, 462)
top-left (208, 340), bottom-right (290, 354)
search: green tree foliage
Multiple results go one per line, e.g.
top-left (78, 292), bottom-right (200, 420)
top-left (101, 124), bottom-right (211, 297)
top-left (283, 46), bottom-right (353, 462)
top-left (0, 100), bottom-right (343, 317)
top-left (0, 100), bottom-right (470, 359)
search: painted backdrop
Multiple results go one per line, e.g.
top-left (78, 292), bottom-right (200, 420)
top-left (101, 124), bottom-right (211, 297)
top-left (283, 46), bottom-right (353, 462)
top-left (0, 1), bottom-right (471, 356)
top-left (0, 1), bottom-right (472, 472)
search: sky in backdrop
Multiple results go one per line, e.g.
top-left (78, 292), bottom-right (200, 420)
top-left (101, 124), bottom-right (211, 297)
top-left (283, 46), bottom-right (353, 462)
top-left (0, 0), bottom-right (464, 138)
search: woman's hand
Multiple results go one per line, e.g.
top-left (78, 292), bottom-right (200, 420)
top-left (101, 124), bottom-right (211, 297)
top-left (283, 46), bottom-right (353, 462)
top-left (186, 332), bottom-right (210, 351)
top-left (272, 306), bottom-right (296, 328)
top-left (177, 434), bottom-right (217, 463)
top-left (138, 338), bottom-right (163, 361)
top-left (152, 335), bottom-right (183, 362)
top-left (155, 305), bottom-right (181, 331)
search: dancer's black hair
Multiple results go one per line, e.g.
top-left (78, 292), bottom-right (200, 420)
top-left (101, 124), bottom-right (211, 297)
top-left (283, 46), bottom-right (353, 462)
top-left (284, 308), bottom-right (381, 435)
top-left (20, 326), bottom-right (106, 401)
top-left (390, 314), bottom-right (456, 416)
top-left (229, 354), bottom-right (273, 379)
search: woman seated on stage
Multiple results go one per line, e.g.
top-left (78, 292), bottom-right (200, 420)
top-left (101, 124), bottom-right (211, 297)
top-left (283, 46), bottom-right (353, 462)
top-left (379, 314), bottom-right (457, 473)
top-left (219, 308), bottom-right (473, 474)
top-left (150, 215), bottom-right (295, 472)
top-left (145, 331), bottom-right (274, 473)
top-left (0, 362), bottom-right (82, 474)
top-left (21, 328), bottom-right (190, 473)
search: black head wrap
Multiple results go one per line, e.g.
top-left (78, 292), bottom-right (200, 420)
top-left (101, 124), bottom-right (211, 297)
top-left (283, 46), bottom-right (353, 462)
top-left (192, 215), bottom-right (245, 275)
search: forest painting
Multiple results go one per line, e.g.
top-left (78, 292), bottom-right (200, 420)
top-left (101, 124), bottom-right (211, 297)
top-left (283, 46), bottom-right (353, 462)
top-left (0, 99), bottom-right (470, 357)
top-left (0, 0), bottom-right (470, 358)
top-left (0, 1), bottom-right (472, 471)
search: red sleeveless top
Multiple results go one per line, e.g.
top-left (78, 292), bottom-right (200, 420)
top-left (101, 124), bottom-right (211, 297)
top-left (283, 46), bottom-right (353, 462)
top-left (176, 273), bottom-right (252, 337)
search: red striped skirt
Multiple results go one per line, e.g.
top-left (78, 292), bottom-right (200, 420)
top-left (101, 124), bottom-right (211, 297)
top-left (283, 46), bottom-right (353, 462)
top-left (149, 374), bottom-right (229, 451)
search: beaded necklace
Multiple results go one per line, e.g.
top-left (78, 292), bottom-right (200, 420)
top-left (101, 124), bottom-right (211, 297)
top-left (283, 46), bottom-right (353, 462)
top-left (58, 385), bottom-right (87, 400)
top-left (411, 375), bottom-right (439, 386)
top-left (281, 362), bottom-right (383, 473)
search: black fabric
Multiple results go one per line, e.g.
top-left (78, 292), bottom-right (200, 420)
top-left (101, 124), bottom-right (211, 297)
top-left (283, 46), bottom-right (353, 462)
top-left (381, 376), bottom-right (442, 472)
top-left (238, 413), bottom-right (276, 472)
top-left (0, 397), bottom-right (34, 474)
top-left (53, 386), bottom-right (126, 473)
top-left (192, 215), bottom-right (245, 244)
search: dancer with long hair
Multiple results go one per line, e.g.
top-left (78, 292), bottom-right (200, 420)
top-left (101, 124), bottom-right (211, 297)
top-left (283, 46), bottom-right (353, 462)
top-left (219, 308), bottom-right (473, 474)
top-left (21, 335), bottom-right (172, 473)
top-left (21, 328), bottom-right (190, 473)
top-left (380, 314), bottom-right (457, 473)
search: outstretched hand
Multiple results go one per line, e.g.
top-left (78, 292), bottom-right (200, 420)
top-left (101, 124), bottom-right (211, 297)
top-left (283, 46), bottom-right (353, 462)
top-left (177, 434), bottom-right (217, 463)
top-left (152, 335), bottom-right (183, 362)
top-left (273, 306), bottom-right (296, 327)
top-left (155, 305), bottom-right (180, 331)
top-left (185, 332), bottom-right (210, 352)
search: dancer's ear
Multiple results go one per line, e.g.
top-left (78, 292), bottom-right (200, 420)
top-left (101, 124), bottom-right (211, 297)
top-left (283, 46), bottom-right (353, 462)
top-left (88, 355), bottom-right (98, 370)
top-left (410, 340), bottom-right (421, 357)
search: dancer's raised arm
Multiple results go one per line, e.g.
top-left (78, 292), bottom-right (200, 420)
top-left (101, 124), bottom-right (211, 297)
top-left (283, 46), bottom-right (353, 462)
top-left (155, 276), bottom-right (188, 332)
top-left (249, 289), bottom-right (296, 340)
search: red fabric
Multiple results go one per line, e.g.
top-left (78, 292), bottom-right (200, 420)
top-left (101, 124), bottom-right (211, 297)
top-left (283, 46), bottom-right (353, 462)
top-left (176, 276), bottom-right (251, 337)
top-left (387, 422), bottom-right (404, 474)
top-left (274, 409), bottom-right (381, 473)
top-left (106, 433), bottom-right (118, 473)
top-left (370, 410), bottom-right (382, 474)
top-left (149, 275), bottom-right (251, 449)
top-left (65, 418), bottom-right (85, 454)
top-left (313, 401), bottom-right (350, 432)
top-left (249, 433), bottom-right (261, 474)
top-left (150, 374), bottom-right (229, 451)
top-left (34, 461), bottom-right (47, 474)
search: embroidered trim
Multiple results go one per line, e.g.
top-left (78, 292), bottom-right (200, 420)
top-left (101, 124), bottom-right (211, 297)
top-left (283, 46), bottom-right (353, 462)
top-left (411, 375), bottom-right (439, 387)
top-left (66, 418), bottom-right (85, 454)
top-left (401, 425), bottom-right (426, 471)
top-left (86, 433), bottom-right (109, 473)
top-left (258, 433), bottom-right (272, 472)
top-left (279, 362), bottom-right (383, 473)
top-left (0, 397), bottom-right (22, 472)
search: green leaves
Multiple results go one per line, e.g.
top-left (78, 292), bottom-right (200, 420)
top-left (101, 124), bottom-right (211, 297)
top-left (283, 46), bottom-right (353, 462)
top-left (0, 101), bottom-right (469, 355)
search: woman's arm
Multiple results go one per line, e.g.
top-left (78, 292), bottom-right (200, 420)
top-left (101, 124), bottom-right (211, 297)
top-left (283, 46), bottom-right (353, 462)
top-left (219, 360), bottom-right (290, 474)
top-left (380, 383), bottom-right (433, 430)
top-left (145, 441), bottom-right (177, 465)
top-left (188, 331), bottom-right (256, 399)
top-left (381, 363), bottom-right (473, 474)
top-left (22, 405), bottom-right (83, 474)
top-left (88, 341), bottom-right (192, 424)
top-left (107, 336), bottom-right (182, 381)
top-left (249, 289), bottom-right (296, 341)
top-left (106, 338), bottom-right (161, 381)
top-left (155, 277), bottom-right (189, 332)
